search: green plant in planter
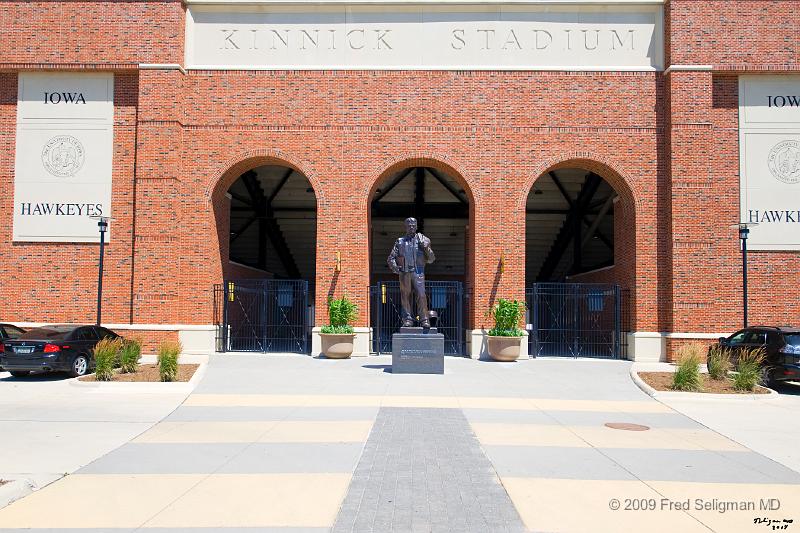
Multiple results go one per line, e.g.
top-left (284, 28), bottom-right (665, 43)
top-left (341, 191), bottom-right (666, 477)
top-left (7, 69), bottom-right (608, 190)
top-left (734, 347), bottom-right (765, 391)
top-left (706, 344), bottom-right (732, 380)
top-left (158, 340), bottom-right (182, 382)
top-left (93, 337), bottom-right (122, 381)
top-left (671, 343), bottom-right (702, 391)
top-left (488, 298), bottom-right (526, 337)
top-left (119, 338), bottom-right (142, 374)
top-left (321, 295), bottom-right (358, 334)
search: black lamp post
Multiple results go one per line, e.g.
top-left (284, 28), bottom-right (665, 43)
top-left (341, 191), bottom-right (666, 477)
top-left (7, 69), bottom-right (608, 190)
top-left (731, 222), bottom-right (758, 329)
top-left (94, 217), bottom-right (110, 325)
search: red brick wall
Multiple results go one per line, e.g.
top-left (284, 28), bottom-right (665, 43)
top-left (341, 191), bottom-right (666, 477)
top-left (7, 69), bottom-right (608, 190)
top-left (0, 1), bottom-right (184, 67)
top-left (667, 0), bottom-right (799, 70)
top-left (0, 1), bottom-right (798, 354)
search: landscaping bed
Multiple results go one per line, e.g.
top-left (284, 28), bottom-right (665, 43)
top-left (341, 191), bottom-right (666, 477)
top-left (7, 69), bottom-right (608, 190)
top-left (79, 364), bottom-right (199, 383)
top-left (638, 372), bottom-right (770, 394)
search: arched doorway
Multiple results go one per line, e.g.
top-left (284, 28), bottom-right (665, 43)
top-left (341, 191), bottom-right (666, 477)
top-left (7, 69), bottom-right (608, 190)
top-left (526, 168), bottom-right (616, 284)
top-left (220, 163), bottom-right (317, 353)
top-left (525, 165), bottom-right (633, 358)
top-left (369, 164), bottom-right (472, 355)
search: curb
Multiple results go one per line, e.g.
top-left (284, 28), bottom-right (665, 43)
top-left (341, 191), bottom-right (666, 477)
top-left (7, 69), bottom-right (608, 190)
top-left (69, 359), bottom-right (208, 394)
top-left (630, 365), bottom-right (778, 400)
top-left (0, 475), bottom-right (62, 510)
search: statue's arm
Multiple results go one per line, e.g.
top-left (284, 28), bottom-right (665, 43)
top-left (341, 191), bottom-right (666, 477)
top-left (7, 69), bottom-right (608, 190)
top-left (420, 234), bottom-right (435, 264)
top-left (387, 240), bottom-right (400, 273)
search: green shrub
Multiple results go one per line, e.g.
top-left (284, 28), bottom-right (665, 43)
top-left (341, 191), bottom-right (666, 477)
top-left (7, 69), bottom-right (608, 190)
top-left (94, 337), bottom-right (122, 381)
top-left (321, 295), bottom-right (357, 334)
top-left (733, 347), bottom-right (765, 392)
top-left (119, 338), bottom-right (142, 374)
top-left (671, 343), bottom-right (702, 391)
top-left (158, 340), bottom-right (182, 382)
top-left (488, 298), bottom-right (526, 337)
top-left (706, 344), bottom-right (732, 380)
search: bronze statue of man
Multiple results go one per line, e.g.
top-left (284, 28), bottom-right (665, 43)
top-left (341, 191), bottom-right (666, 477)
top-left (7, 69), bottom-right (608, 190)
top-left (387, 217), bottom-right (436, 328)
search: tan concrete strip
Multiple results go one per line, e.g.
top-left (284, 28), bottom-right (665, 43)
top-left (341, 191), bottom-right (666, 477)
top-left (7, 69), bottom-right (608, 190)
top-left (185, 394), bottom-right (671, 413)
top-left (0, 474), bottom-right (205, 529)
top-left (502, 477), bottom-right (709, 533)
top-left (144, 473), bottom-right (352, 528)
top-left (134, 421), bottom-right (280, 443)
top-left (184, 394), bottom-right (382, 407)
top-left (650, 481), bottom-right (800, 533)
top-left (529, 398), bottom-right (673, 414)
top-left (258, 421), bottom-right (374, 443)
top-left (0, 473), bottom-right (352, 529)
top-left (132, 420), bottom-right (372, 444)
top-left (471, 423), bottom-right (747, 451)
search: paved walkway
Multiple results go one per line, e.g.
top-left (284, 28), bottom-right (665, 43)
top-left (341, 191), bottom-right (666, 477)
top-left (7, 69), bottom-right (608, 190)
top-left (1, 355), bottom-right (799, 532)
top-left (0, 368), bottom-right (189, 501)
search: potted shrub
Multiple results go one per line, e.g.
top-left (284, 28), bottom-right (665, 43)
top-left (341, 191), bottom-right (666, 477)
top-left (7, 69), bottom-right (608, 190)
top-left (487, 298), bottom-right (526, 361)
top-left (320, 295), bottom-right (358, 359)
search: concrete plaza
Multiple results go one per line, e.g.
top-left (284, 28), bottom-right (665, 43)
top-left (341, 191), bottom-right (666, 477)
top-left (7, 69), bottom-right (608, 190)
top-left (0, 355), bottom-right (799, 532)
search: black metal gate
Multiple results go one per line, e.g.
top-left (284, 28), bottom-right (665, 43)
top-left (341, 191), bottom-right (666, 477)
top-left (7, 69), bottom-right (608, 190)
top-left (370, 281), bottom-right (464, 356)
top-left (526, 283), bottom-right (621, 358)
top-left (214, 279), bottom-right (309, 353)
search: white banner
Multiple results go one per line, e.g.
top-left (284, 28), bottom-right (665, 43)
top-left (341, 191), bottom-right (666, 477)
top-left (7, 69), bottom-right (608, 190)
top-left (739, 76), bottom-right (800, 250)
top-left (186, 4), bottom-right (663, 70)
top-left (14, 73), bottom-right (114, 242)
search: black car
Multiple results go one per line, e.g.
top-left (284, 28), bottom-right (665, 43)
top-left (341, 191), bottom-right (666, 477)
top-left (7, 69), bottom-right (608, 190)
top-left (715, 326), bottom-right (800, 386)
top-left (0, 325), bottom-right (120, 378)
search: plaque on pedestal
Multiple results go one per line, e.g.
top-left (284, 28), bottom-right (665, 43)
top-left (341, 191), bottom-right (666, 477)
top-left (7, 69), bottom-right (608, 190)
top-left (392, 328), bottom-right (445, 374)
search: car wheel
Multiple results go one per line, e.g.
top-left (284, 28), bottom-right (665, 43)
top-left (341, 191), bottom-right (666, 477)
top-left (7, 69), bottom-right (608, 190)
top-left (9, 371), bottom-right (30, 378)
top-left (69, 355), bottom-right (89, 378)
top-left (763, 367), bottom-right (779, 389)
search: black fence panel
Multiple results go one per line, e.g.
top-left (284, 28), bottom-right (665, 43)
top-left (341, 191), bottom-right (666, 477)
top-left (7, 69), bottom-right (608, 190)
top-left (526, 283), bottom-right (621, 358)
top-left (214, 279), bottom-right (309, 354)
top-left (370, 281), bottom-right (464, 356)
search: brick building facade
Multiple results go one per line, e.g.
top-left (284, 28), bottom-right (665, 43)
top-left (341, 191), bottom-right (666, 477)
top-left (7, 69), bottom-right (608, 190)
top-left (1, 0), bottom-right (798, 360)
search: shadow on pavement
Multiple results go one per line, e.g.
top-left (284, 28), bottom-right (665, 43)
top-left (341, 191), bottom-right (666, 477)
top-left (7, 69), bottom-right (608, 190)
top-left (0, 372), bottom-right (70, 383)
top-left (362, 364), bottom-right (392, 373)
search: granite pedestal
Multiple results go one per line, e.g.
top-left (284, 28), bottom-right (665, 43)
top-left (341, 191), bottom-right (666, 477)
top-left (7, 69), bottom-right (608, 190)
top-left (391, 327), bottom-right (445, 374)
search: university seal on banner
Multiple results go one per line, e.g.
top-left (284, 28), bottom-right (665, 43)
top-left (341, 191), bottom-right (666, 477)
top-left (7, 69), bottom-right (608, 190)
top-left (41, 135), bottom-right (85, 177)
top-left (767, 140), bottom-right (800, 185)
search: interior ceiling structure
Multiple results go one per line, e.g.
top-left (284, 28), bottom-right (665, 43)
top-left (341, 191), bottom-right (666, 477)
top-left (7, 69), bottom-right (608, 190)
top-left (228, 165), bottom-right (316, 287)
top-left (526, 168), bottom-right (616, 284)
top-left (227, 165), bottom-right (615, 288)
top-left (371, 167), bottom-right (468, 280)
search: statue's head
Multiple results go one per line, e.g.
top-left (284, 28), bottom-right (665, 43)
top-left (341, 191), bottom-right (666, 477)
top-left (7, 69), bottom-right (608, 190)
top-left (404, 217), bottom-right (417, 236)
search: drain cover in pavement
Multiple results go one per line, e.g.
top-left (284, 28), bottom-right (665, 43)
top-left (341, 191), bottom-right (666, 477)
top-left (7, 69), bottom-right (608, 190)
top-left (604, 422), bottom-right (650, 431)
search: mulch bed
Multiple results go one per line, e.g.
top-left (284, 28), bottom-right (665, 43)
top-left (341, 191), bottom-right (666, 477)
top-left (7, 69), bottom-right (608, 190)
top-left (638, 372), bottom-right (770, 394)
top-left (79, 364), bottom-right (199, 383)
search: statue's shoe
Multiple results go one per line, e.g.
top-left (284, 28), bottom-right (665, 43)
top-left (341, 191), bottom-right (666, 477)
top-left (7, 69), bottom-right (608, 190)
top-left (419, 319), bottom-right (431, 328)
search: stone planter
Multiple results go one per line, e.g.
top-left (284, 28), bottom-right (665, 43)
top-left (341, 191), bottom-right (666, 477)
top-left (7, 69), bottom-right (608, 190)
top-left (487, 336), bottom-right (523, 362)
top-left (320, 333), bottom-right (355, 359)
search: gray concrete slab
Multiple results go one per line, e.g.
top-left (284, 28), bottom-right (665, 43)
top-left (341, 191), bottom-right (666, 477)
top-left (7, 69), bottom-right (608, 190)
top-left (599, 448), bottom-right (800, 484)
top-left (484, 445), bottom-right (637, 480)
top-left (79, 442), bottom-right (250, 474)
top-left (218, 442), bottom-right (365, 474)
